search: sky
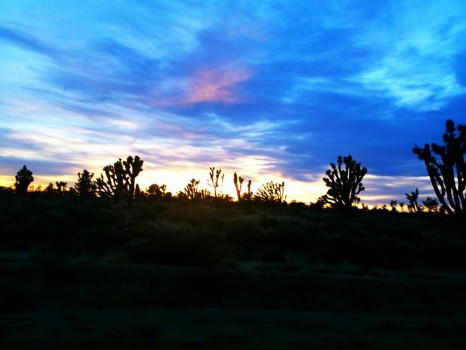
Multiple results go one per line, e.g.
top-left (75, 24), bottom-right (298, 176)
top-left (1, 0), bottom-right (466, 205)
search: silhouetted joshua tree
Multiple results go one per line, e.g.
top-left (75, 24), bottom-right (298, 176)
top-left (322, 155), bottom-right (367, 213)
top-left (413, 119), bottom-right (465, 223)
top-left (405, 188), bottom-right (421, 213)
top-left (14, 165), bottom-right (34, 195)
top-left (244, 179), bottom-right (253, 201)
top-left (233, 172), bottom-right (253, 202)
top-left (233, 172), bottom-right (243, 201)
top-left (75, 170), bottom-right (97, 198)
top-left (97, 161), bottom-right (125, 202)
top-left (123, 155), bottom-right (144, 207)
top-left (255, 181), bottom-right (286, 204)
top-left (96, 155), bottom-right (143, 207)
top-left (208, 167), bottom-right (224, 198)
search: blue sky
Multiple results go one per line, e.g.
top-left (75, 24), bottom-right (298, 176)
top-left (1, 0), bottom-right (466, 204)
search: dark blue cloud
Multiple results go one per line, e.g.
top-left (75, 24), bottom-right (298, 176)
top-left (453, 51), bottom-right (466, 86)
top-left (0, 24), bottom-right (55, 57)
top-left (0, 128), bottom-right (40, 151)
top-left (0, 156), bottom-right (77, 176)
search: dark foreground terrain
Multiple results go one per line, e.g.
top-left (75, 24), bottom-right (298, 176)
top-left (1, 197), bottom-right (466, 348)
top-left (1, 262), bottom-right (466, 349)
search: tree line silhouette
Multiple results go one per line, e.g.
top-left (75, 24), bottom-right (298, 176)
top-left (2, 119), bottom-right (465, 224)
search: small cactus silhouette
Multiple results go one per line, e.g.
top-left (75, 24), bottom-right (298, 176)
top-left (14, 165), bottom-right (34, 195)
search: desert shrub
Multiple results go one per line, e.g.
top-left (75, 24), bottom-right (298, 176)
top-left (77, 202), bottom-right (123, 228)
top-left (128, 231), bottom-right (224, 267)
top-left (0, 194), bottom-right (464, 272)
top-left (223, 215), bottom-right (265, 246)
top-left (130, 201), bottom-right (167, 221)
top-left (0, 186), bottom-right (14, 200)
top-left (262, 219), bottom-right (309, 252)
top-left (255, 180), bottom-right (286, 204)
top-left (416, 235), bottom-right (466, 270)
top-left (322, 233), bottom-right (413, 269)
top-left (161, 202), bottom-right (225, 229)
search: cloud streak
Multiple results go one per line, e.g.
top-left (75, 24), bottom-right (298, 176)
top-left (0, 24), bottom-right (55, 57)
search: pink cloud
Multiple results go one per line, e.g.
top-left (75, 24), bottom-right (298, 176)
top-left (184, 67), bottom-right (251, 104)
top-left (145, 66), bottom-right (252, 108)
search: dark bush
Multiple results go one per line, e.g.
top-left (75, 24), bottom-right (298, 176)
top-left (129, 234), bottom-right (224, 267)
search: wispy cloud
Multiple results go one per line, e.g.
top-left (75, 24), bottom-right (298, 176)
top-left (183, 67), bottom-right (252, 104)
top-left (350, 1), bottom-right (466, 111)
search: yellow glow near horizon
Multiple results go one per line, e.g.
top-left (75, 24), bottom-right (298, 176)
top-left (0, 165), bottom-right (326, 203)
top-left (1, 164), bottom-right (433, 206)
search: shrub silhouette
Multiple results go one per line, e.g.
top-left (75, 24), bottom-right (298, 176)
top-left (75, 169), bottom-right (97, 198)
top-left (45, 183), bottom-right (56, 197)
top-left (423, 196), bottom-right (440, 213)
top-left (96, 155), bottom-right (143, 207)
top-left (14, 165), bottom-right (34, 195)
top-left (399, 201), bottom-right (406, 212)
top-left (56, 181), bottom-right (67, 195)
top-left (146, 183), bottom-right (170, 200)
top-left (0, 186), bottom-right (14, 199)
top-left (322, 155), bottom-right (367, 213)
top-left (255, 181), bottom-right (286, 204)
top-left (413, 119), bottom-right (465, 224)
top-left (178, 179), bottom-right (200, 199)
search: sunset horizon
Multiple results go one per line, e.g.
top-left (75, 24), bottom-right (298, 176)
top-left (2, 1), bottom-right (466, 205)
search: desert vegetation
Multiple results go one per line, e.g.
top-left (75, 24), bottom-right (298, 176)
top-left (413, 119), bottom-right (465, 226)
top-left (0, 119), bottom-right (465, 268)
top-left (1, 119), bottom-right (465, 349)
